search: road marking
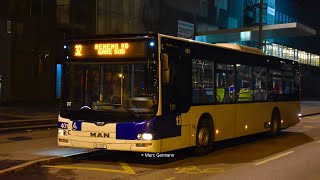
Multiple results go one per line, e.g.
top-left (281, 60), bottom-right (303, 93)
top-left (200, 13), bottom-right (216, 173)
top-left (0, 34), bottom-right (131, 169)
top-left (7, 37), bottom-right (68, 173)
top-left (43, 162), bottom-right (135, 174)
top-left (120, 163), bottom-right (136, 174)
top-left (255, 151), bottom-right (294, 165)
top-left (174, 166), bottom-right (224, 175)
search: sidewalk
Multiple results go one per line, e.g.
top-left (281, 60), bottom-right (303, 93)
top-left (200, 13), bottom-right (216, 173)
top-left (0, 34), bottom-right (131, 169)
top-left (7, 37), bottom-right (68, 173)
top-left (300, 101), bottom-right (320, 117)
top-left (0, 129), bottom-right (96, 176)
top-left (0, 102), bottom-right (59, 120)
top-left (0, 101), bottom-right (319, 176)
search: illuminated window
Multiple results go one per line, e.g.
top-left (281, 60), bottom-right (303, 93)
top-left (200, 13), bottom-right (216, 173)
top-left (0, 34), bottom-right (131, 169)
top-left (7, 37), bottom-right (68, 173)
top-left (216, 64), bottom-right (234, 103)
top-left (267, 69), bottom-right (282, 100)
top-left (236, 64), bottom-right (252, 102)
top-left (253, 67), bottom-right (267, 101)
top-left (56, 64), bottom-right (62, 99)
top-left (311, 55), bottom-right (320, 66)
top-left (263, 43), bottom-right (319, 67)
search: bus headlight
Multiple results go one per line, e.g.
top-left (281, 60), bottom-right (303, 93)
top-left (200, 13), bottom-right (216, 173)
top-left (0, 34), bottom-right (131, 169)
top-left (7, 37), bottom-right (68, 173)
top-left (137, 133), bottom-right (153, 140)
top-left (58, 129), bottom-right (66, 136)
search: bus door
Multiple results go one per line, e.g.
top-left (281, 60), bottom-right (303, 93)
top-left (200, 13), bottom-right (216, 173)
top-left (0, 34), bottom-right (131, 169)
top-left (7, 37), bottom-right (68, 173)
top-left (160, 53), bottom-right (192, 151)
top-left (161, 53), bottom-right (192, 116)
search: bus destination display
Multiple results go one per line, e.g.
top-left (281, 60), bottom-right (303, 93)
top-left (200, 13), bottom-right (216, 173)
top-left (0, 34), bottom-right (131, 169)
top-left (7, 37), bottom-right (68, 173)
top-left (70, 41), bottom-right (147, 59)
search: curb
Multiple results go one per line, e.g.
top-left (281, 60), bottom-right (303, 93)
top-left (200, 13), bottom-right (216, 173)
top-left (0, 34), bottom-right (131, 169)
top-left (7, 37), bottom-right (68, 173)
top-left (301, 112), bottom-right (320, 117)
top-left (0, 150), bottom-right (105, 177)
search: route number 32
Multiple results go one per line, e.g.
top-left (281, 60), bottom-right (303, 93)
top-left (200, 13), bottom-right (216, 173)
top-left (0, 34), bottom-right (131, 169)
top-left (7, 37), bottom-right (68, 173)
top-left (75, 44), bottom-right (82, 56)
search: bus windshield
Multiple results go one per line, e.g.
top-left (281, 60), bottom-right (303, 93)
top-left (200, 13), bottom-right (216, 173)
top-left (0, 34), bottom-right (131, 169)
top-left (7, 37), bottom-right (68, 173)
top-left (62, 62), bottom-right (158, 117)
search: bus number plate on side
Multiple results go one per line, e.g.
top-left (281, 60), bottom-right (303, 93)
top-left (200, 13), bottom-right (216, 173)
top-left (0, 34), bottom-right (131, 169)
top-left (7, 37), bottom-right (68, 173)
top-left (58, 122), bottom-right (68, 129)
top-left (93, 144), bottom-right (107, 149)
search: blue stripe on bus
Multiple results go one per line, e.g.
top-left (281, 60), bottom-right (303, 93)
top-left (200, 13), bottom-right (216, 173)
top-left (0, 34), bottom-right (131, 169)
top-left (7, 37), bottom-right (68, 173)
top-left (116, 114), bottom-right (181, 140)
top-left (116, 120), bottom-right (149, 140)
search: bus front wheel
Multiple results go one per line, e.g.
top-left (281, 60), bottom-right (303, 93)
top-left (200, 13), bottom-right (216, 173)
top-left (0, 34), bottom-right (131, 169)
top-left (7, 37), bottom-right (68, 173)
top-left (193, 119), bottom-right (213, 155)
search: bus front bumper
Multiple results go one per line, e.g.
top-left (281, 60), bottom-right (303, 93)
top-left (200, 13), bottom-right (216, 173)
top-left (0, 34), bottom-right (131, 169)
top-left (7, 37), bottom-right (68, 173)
top-left (58, 138), bottom-right (162, 153)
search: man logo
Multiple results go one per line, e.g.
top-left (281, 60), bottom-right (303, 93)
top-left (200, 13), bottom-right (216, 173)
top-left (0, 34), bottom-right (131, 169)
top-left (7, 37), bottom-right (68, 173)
top-left (95, 122), bottom-right (105, 126)
top-left (90, 132), bottom-right (109, 138)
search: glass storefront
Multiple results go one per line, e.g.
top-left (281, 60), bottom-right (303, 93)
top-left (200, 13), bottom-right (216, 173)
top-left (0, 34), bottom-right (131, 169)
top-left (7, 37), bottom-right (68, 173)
top-left (263, 42), bottom-right (320, 67)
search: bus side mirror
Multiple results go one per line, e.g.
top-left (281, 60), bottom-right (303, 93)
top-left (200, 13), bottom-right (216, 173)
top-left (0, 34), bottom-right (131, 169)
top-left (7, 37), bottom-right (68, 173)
top-left (161, 53), bottom-right (169, 84)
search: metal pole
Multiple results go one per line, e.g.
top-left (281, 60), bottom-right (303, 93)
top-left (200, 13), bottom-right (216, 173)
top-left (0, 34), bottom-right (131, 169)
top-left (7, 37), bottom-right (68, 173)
top-left (258, 0), bottom-right (263, 49)
top-left (96, 0), bottom-right (98, 34)
top-left (120, 66), bottom-right (123, 105)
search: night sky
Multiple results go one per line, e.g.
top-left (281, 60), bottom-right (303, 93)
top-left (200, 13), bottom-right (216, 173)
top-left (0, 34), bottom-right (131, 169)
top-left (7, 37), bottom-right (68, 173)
top-left (283, 0), bottom-right (320, 54)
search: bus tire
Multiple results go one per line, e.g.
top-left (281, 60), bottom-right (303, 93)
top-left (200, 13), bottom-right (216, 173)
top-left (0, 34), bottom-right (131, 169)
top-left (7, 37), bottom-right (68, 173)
top-left (193, 118), bottom-right (213, 156)
top-left (270, 109), bottom-right (281, 136)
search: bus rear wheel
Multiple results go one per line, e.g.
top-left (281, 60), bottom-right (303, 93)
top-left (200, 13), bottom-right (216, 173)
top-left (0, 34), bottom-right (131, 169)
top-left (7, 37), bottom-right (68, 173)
top-left (270, 111), bottom-right (280, 136)
top-left (193, 119), bottom-right (212, 155)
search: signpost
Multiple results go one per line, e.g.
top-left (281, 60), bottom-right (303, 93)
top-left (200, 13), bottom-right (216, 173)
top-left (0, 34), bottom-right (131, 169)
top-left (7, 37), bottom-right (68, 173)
top-left (177, 20), bottom-right (194, 39)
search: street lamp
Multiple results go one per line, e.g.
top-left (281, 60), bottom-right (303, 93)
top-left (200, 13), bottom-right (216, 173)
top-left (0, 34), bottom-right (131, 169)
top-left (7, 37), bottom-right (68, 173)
top-left (258, 0), bottom-right (263, 50)
top-left (119, 66), bottom-right (124, 105)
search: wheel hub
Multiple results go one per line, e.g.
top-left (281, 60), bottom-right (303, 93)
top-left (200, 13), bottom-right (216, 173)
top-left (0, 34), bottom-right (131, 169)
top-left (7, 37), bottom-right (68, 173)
top-left (198, 128), bottom-right (209, 146)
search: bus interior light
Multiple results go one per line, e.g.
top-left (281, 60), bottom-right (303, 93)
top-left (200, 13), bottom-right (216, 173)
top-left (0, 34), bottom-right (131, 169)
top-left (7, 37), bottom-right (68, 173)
top-left (298, 113), bottom-right (302, 117)
top-left (149, 41), bottom-right (155, 47)
top-left (281, 120), bottom-right (284, 123)
top-left (64, 45), bottom-right (67, 49)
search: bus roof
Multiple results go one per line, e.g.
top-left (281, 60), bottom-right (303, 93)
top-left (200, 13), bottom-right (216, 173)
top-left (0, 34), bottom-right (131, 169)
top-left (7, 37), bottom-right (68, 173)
top-left (158, 34), bottom-right (265, 56)
top-left (66, 33), bottom-right (263, 56)
top-left (214, 43), bottom-right (264, 55)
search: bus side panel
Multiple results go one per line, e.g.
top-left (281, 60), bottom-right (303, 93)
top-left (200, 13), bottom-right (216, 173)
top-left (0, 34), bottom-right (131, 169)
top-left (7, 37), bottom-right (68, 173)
top-left (214, 104), bottom-right (236, 141)
top-left (252, 102), bottom-right (274, 133)
top-left (237, 102), bottom-right (282, 136)
top-left (160, 125), bottom-right (190, 152)
top-left (236, 103), bottom-right (255, 137)
top-left (180, 105), bottom-right (218, 147)
top-left (180, 106), bottom-right (204, 147)
top-left (278, 101), bottom-right (300, 128)
top-left (182, 105), bottom-right (236, 144)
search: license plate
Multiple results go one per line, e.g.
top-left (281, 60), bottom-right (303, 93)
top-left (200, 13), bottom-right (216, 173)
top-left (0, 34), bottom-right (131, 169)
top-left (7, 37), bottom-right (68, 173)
top-left (93, 144), bottom-right (107, 149)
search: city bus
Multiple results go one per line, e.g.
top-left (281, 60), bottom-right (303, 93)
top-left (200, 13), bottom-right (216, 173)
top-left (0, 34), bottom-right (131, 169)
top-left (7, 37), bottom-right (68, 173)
top-left (58, 34), bottom-right (301, 155)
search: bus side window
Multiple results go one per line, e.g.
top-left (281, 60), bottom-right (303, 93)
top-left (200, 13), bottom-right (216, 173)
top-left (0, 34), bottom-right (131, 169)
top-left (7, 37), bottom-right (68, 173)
top-left (236, 64), bottom-right (252, 102)
top-left (238, 89), bottom-right (253, 101)
top-left (253, 66), bottom-right (267, 101)
top-left (192, 59), bottom-right (214, 104)
top-left (216, 63), bottom-right (235, 103)
top-left (267, 69), bottom-right (282, 101)
top-left (216, 88), bottom-right (225, 102)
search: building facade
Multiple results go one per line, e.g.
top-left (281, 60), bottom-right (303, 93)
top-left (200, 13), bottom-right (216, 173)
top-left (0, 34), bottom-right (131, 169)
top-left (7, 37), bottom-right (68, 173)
top-left (0, 0), bottom-right (319, 104)
top-left (0, 0), bottom-right (58, 104)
